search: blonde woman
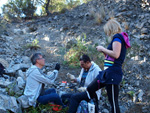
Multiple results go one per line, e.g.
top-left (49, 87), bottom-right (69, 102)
top-left (68, 19), bottom-right (131, 113)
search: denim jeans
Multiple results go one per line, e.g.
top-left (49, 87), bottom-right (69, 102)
top-left (68, 92), bottom-right (89, 113)
top-left (37, 88), bottom-right (65, 107)
top-left (61, 93), bottom-right (73, 105)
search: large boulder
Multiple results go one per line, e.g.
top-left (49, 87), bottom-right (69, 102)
top-left (0, 94), bottom-right (22, 113)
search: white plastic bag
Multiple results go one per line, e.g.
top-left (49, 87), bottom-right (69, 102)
top-left (88, 100), bottom-right (95, 113)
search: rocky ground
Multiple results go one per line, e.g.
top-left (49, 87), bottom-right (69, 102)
top-left (0, 0), bottom-right (150, 112)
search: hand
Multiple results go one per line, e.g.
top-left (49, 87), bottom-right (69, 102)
top-left (96, 46), bottom-right (105, 52)
top-left (55, 63), bottom-right (60, 71)
top-left (67, 73), bottom-right (75, 80)
top-left (77, 87), bottom-right (86, 92)
top-left (71, 79), bottom-right (77, 83)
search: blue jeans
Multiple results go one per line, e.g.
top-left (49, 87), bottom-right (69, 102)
top-left (68, 92), bottom-right (89, 113)
top-left (37, 88), bottom-right (65, 107)
top-left (61, 93), bottom-right (73, 105)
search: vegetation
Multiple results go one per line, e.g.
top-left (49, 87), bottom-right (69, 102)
top-left (23, 103), bottom-right (68, 113)
top-left (6, 82), bottom-right (23, 98)
top-left (64, 34), bottom-right (104, 69)
top-left (0, 18), bottom-right (7, 34)
top-left (0, 0), bottom-right (96, 22)
top-left (2, 0), bottom-right (37, 22)
top-left (25, 39), bottom-right (41, 50)
top-left (41, 0), bottom-right (81, 15)
top-left (1, 0), bottom-right (91, 21)
top-left (127, 91), bottom-right (135, 99)
top-left (89, 5), bottom-right (106, 24)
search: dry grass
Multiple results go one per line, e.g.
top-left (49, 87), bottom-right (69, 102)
top-left (89, 5), bottom-right (106, 24)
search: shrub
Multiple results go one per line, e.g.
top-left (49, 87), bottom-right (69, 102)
top-left (2, 0), bottom-right (36, 22)
top-left (64, 34), bottom-right (104, 69)
top-left (127, 91), bottom-right (135, 98)
top-left (6, 82), bottom-right (23, 97)
top-left (64, 34), bottom-right (88, 68)
top-left (89, 5), bottom-right (106, 24)
top-left (25, 39), bottom-right (41, 50)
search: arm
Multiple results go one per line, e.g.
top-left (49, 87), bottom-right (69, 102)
top-left (76, 68), bottom-right (84, 83)
top-left (31, 69), bottom-right (58, 84)
top-left (46, 70), bottom-right (58, 83)
top-left (96, 41), bottom-right (121, 59)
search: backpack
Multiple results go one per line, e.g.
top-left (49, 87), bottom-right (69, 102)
top-left (77, 100), bottom-right (88, 113)
top-left (77, 99), bottom-right (96, 113)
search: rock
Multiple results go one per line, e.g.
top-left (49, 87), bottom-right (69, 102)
top-left (0, 94), bottom-right (21, 113)
top-left (17, 77), bottom-right (25, 89)
top-left (0, 80), bottom-right (12, 88)
top-left (0, 58), bottom-right (9, 68)
top-left (12, 64), bottom-right (30, 72)
top-left (53, 16), bottom-right (58, 20)
top-left (102, 109), bottom-right (109, 113)
top-left (0, 88), bottom-right (6, 94)
top-left (48, 17), bottom-right (52, 23)
top-left (138, 89), bottom-right (144, 102)
top-left (135, 22), bottom-right (145, 29)
top-left (141, 28), bottom-right (149, 35)
top-left (13, 29), bottom-right (23, 35)
top-left (17, 70), bottom-right (26, 80)
top-left (29, 25), bottom-right (38, 32)
top-left (17, 95), bottom-right (30, 108)
top-left (21, 56), bottom-right (31, 64)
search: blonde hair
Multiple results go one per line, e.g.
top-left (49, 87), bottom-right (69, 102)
top-left (103, 19), bottom-right (122, 37)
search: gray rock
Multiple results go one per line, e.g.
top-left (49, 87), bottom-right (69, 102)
top-left (0, 88), bottom-right (6, 94)
top-left (21, 56), bottom-right (31, 64)
top-left (13, 29), bottom-right (23, 35)
top-left (12, 64), bottom-right (30, 72)
top-left (0, 94), bottom-right (21, 113)
top-left (138, 89), bottom-right (144, 102)
top-left (17, 70), bottom-right (26, 80)
top-left (17, 95), bottom-right (30, 108)
top-left (0, 80), bottom-right (12, 88)
top-left (141, 28), bottom-right (149, 35)
top-left (17, 77), bottom-right (25, 89)
top-left (140, 35), bottom-right (150, 40)
top-left (102, 109), bottom-right (109, 113)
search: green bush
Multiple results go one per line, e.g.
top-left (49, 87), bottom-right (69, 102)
top-left (6, 82), bottom-right (23, 98)
top-left (127, 91), bottom-right (135, 98)
top-left (25, 39), bottom-right (41, 50)
top-left (0, 18), bottom-right (7, 34)
top-left (2, 0), bottom-right (36, 21)
top-left (64, 34), bottom-right (104, 69)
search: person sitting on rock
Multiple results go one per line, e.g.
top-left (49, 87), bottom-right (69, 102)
top-left (24, 52), bottom-right (65, 108)
top-left (61, 54), bottom-right (101, 112)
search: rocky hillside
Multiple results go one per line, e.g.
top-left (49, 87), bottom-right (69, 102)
top-left (0, 0), bottom-right (150, 112)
